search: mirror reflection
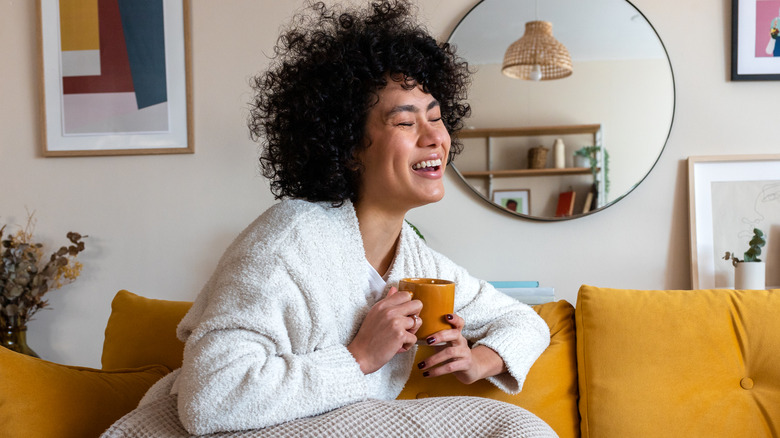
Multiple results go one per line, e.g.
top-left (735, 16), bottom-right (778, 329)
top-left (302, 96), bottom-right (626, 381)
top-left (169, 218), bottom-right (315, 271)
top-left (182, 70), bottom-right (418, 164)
top-left (448, 0), bottom-right (675, 220)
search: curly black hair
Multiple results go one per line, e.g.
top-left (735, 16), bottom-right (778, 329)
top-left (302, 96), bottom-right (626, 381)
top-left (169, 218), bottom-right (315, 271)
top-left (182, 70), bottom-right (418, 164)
top-left (248, 0), bottom-right (471, 205)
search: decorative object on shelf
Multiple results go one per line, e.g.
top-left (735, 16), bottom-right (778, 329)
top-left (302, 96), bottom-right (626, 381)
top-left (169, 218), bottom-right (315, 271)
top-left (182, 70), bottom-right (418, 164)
top-left (528, 146), bottom-right (548, 169)
top-left (492, 189), bottom-right (531, 215)
top-left (502, 21), bottom-right (572, 81)
top-left (574, 146), bottom-right (610, 196)
top-left (573, 153), bottom-right (589, 169)
top-left (723, 228), bottom-right (767, 289)
top-left (688, 154), bottom-right (780, 289)
top-left (553, 138), bottom-right (566, 169)
top-left (731, 0), bottom-right (780, 80)
top-left (1, 212), bottom-right (87, 357)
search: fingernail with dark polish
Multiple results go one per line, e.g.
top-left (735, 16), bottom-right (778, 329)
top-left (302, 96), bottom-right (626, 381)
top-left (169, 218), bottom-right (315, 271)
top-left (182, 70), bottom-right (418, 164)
top-left (417, 361), bottom-right (425, 369)
top-left (446, 314), bottom-right (454, 320)
top-left (426, 337), bottom-right (436, 345)
top-left (423, 371), bottom-right (430, 377)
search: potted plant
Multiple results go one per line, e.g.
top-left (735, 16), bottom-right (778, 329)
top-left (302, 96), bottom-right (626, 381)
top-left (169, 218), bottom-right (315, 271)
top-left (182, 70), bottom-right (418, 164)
top-left (573, 146), bottom-right (610, 196)
top-left (0, 212), bottom-right (87, 357)
top-left (723, 228), bottom-right (766, 290)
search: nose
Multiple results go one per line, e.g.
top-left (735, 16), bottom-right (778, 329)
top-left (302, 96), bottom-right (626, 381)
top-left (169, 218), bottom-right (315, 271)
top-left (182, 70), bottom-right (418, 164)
top-left (418, 120), bottom-right (450, 150)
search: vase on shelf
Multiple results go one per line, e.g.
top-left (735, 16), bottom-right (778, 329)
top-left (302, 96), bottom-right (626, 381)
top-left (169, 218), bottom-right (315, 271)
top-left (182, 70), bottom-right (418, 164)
top-left (1, 316), bottom-right (39, 358)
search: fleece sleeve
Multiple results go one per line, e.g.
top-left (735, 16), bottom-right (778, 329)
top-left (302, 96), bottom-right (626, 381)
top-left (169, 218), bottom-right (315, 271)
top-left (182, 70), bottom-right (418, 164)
top-left (455, 276), bottom-right (550, 394)
top-left (416, 241), bottom-right (550, 394)
top-left (175, 257), bottom-right (369, 435)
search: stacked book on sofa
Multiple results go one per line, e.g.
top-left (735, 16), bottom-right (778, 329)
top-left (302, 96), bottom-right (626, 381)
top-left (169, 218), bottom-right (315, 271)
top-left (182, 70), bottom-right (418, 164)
top-left (488, 281), bottom-right (555, 305)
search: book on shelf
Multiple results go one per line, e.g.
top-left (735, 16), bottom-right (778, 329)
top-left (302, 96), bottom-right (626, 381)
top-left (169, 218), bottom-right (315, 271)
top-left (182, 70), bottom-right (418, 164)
top-left (582, 191), bottom-right (594, 214)
top-left (555, 190), bottom-right (576, 217)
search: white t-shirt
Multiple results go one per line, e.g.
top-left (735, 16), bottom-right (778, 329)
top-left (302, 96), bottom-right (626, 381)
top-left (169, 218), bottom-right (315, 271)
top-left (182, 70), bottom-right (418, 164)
top-left (366, 261), bottom-right (387, 303)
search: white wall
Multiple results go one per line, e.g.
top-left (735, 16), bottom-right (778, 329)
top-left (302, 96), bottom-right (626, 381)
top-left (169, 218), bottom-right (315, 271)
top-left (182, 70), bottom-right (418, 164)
top-left (1, 0), bottom-right (776, 368)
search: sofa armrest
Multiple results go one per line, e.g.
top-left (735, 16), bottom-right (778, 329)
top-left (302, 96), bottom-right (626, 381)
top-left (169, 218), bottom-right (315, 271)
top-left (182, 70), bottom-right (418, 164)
top-left (397, 300), bottom-right (579, 438)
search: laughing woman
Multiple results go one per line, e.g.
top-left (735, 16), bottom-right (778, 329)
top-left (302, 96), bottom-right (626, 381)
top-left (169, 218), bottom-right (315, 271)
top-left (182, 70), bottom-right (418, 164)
top-left (140, 1), bottom-right (550, 435)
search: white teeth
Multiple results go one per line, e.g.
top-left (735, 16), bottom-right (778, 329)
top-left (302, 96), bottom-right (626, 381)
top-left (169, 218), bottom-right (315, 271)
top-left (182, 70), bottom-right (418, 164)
top-left (412, 159), bottom-right (442, 170)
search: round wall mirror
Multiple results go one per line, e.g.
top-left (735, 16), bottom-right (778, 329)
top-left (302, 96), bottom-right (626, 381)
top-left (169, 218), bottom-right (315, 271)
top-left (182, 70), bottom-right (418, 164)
top-left (448, 0), bottom-right (675, 220)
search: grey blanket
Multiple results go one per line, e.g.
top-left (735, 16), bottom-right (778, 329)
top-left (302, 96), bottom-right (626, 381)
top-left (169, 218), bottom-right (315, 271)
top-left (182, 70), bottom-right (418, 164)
top-left (101, 394), bottom-right (557, 438)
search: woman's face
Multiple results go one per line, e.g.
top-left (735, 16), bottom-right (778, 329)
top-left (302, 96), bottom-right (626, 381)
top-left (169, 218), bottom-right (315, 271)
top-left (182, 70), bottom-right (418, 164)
top-left (356, 78), bottom-right (451, 214)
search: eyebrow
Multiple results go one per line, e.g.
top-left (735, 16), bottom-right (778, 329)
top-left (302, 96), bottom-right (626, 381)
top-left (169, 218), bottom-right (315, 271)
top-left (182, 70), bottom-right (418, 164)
top-left (386, 99), bottom-right (440, 117)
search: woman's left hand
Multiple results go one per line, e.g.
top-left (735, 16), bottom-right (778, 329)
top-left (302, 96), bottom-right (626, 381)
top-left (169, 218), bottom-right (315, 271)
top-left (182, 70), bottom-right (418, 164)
top-left (416, 313), bottom-right (507, 384)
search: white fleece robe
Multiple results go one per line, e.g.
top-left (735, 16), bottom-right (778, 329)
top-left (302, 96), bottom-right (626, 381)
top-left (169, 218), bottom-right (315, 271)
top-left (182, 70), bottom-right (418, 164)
top-left (164, 199), bottom-right (550, 435)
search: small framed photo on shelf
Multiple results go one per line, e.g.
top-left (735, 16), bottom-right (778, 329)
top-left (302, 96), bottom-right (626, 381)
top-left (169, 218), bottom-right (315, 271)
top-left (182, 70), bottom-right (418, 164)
top-left (731, 0), bottom-right (780, 80)
top-left (492, 189), bottom-right (531, 214)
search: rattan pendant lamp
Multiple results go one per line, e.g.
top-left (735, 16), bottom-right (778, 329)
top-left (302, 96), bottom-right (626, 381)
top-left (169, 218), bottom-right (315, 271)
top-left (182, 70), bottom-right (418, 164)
top-left (502, 20), bottom-right (572, 81)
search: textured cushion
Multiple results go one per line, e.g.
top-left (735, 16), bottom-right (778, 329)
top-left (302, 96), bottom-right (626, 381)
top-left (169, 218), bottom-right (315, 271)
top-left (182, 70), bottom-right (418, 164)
top-left (0, 347), bottom-right (168, 438)
top-left (102, 290), bottom-right (192, 370)
top-left (397, 300), bottom-right (579, 438)
top-left (576, 285), bottom-right (780, 438)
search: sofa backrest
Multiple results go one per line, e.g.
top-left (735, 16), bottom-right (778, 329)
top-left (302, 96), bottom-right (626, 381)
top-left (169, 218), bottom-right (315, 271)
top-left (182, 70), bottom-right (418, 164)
top-left (102, 290), bottom-right (192, 371)
top-left (576, 285), bottom-right (780, 438)
top-left (101, 290), bottom-right (580, 438)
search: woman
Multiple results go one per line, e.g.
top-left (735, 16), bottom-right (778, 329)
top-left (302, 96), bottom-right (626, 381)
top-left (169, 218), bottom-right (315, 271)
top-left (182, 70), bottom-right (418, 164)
top-left (168, 1), bottom-right (550, 434)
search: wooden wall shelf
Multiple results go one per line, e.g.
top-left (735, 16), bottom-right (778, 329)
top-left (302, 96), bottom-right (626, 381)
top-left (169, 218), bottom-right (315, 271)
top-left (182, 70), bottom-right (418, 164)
top-left (458, 124), bottom-right (602, 139)
top-left (460, 167), bottom-right (597, 178)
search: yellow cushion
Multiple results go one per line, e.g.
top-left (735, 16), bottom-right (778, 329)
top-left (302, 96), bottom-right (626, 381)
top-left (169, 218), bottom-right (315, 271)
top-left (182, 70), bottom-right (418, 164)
top-left (0, 347), bottom-right (168, 438)
top-left (576, 285), bottom-right (780, 438)
top-left (102, 290), bottom-right (192, 371)
top-left (397, 300), bottom-right (579, 438)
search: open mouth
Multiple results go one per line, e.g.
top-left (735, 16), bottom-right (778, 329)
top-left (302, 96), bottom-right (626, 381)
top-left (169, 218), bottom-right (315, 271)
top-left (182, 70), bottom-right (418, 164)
top-left (412, 158), bottom-right (443, 172)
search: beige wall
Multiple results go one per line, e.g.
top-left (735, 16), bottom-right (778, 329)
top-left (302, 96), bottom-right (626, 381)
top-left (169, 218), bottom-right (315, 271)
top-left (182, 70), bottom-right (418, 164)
top-left (1, 0), bottom-right (775, 368)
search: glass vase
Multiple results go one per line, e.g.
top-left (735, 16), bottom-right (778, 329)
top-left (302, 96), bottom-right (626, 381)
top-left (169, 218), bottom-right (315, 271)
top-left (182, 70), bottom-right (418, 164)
top-left (1, 317), bottom-right (39, 358)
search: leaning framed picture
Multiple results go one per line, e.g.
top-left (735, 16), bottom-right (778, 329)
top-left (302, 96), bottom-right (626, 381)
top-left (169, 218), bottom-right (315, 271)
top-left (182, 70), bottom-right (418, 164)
top-left (38, 0), bottom-right (193, 156)
top-left (688, 154), bottom-right (780, 289)
top-left (492, 189), bottom-right (531, 215)
top-left (731, 0), bottom-right (780, 80)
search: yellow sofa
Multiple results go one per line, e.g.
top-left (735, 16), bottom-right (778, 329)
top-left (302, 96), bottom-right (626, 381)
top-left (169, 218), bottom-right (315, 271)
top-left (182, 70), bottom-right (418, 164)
top-left (1, 285), bottom-right (778, 437)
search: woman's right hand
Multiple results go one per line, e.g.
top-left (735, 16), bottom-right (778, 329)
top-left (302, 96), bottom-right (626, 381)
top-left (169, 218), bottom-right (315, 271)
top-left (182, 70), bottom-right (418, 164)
top-left (347, 286), bottom-right (422, 374)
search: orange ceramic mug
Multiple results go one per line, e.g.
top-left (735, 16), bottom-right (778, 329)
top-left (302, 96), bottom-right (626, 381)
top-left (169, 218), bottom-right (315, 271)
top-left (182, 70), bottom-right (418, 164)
top-left (398, 278), bottom-right (455, 343)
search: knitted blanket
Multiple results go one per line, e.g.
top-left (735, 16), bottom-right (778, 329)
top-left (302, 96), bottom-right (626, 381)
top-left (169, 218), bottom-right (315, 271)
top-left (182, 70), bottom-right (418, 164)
top-left (101, 395), bottom-right (557, 438)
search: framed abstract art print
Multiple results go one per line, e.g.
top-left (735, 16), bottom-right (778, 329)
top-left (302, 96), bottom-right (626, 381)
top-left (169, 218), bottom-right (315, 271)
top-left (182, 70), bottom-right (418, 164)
top-left (39, 0), bottom-right (193, 156)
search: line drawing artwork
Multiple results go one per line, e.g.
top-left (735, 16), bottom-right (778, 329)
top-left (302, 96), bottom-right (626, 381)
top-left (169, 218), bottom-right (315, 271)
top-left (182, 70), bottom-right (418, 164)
top-left (711, 180), bottom-right (780, 288)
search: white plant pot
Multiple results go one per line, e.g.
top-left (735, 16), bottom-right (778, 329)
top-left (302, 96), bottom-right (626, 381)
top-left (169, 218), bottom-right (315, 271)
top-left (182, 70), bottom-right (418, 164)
top-left (573, 155), bottom-right (589, 168)
top-left (734, 262), bottom-right (765, 290)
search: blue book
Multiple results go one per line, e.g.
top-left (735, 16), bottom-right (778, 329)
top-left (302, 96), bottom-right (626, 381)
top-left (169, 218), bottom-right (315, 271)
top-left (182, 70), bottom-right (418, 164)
top-left (488, 281), bottom-right (554, 304)
top-left (488, 281), bottom-right (540, 288)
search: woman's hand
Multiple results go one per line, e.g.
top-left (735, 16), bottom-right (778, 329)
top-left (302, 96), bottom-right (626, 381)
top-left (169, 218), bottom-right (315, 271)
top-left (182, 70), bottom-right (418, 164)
top-left (347, 286), bottom-right (422, 374)
top-left (416, 313), bottom-right (507, 384)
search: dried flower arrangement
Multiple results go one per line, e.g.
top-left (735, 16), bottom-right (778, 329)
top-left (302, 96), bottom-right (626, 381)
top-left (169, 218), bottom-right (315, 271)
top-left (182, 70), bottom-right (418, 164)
top-left (0, 212), bottom-right (87, 327)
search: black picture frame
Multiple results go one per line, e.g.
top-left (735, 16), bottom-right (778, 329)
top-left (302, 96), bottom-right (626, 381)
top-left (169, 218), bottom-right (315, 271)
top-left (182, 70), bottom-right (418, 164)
top-left (731, 0), bottom-right (780, 81)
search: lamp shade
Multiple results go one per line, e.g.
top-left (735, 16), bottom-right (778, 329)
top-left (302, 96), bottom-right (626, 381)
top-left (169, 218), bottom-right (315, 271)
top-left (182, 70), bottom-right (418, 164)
top-left (502, 21), bottom-right (572, 81)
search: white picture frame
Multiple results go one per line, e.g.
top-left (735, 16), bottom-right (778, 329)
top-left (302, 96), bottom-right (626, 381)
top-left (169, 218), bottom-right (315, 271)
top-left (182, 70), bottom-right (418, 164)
top-left (492, 189), bottom-right (531, 215)
top-left (688, 154), bottom-right (780, 289)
